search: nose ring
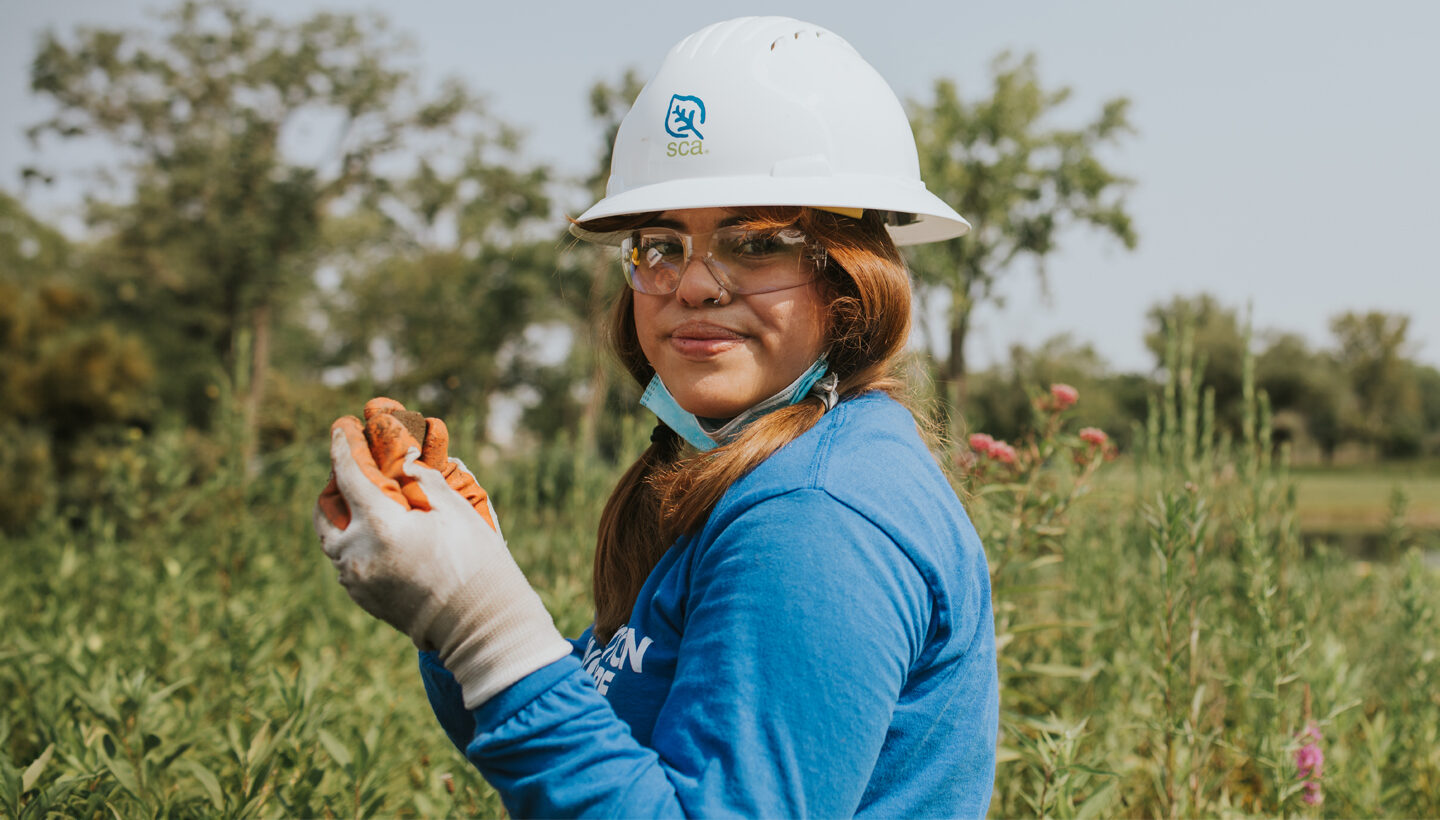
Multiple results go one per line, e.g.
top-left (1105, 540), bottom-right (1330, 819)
top-left (702, 282), bottom-right (728, 306)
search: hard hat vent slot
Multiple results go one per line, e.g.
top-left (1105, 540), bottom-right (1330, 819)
top-left (770, 28), bottom-right (825, 50)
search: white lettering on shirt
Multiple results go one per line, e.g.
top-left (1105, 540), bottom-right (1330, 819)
top-left (581, 626), bottom-right (652, 694)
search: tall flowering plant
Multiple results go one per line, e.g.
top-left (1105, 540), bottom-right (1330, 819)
top-left (959, 383), bottom-right (1117, 561)
top-left (958, 384), bottom-right (1120, 815)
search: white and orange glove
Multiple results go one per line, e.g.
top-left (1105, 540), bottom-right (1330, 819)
top-left (317, 397), bottom-right (501, 532)
top-left (314, 401), bottom-right (571, 708)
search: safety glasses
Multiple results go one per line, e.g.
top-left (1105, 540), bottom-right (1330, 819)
top-left (620, 226), bottom-right (823, 296)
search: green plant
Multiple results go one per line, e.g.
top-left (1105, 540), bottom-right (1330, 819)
top-left (3, 326), bottom-right (1438, 817)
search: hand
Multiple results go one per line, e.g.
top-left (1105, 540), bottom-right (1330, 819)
top-left (314, 415), bottom-right (571, 707)
top-left (317, 397), bottom-right (500, 534)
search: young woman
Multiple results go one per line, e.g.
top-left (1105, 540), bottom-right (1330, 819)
top-left (316, 16), bottom-right (998, 817)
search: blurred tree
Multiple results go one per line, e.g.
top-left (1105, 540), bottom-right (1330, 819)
top-left (1144, 293), bottom-right (1248, 433)
top-left (584, 69), bottom-right (646, 203)
top-left (27, 0), bottom-right (485, 464)
top-left (0, 191), bottom-right (156, 531)
top-left (319, 67), bottom-right (653, 452)
top-left (565, 70), bottom-right (650, 457)
top-left (1255, 331), bottom-right (1347, 461)
top-left (1253, 332), bottom-right (1314, 411)
top-left (963, 333), bottom-right (1145, 448)
top-left (319, 122), bottom-right (568, 442)
top-left (1414, 363), bottom-right (1440, 456)
top-left (1330, 311), bottom-right (1422, 456)
top-left (0, 189), bottom-right (70, 281)
top-left (908, 53), bottom-right (1137, 436)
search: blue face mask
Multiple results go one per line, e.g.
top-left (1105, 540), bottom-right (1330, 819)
top-left (640, 357), bottom-right (838, 451)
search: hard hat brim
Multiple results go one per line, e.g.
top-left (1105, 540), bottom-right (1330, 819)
top-left (570, 174), bottom-right (970, 246)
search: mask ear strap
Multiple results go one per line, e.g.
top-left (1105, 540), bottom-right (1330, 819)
top-left (809, 372), bottom-right (840, 411)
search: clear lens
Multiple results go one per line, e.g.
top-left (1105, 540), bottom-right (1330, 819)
top-left (622, 227), bottom-right (817, 295)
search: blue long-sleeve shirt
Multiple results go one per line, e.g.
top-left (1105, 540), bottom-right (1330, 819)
top-left (420, 393), bottom-right (998, 817)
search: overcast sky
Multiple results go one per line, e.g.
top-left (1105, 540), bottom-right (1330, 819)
top-left (3, 0), bottom-right (1437, 372)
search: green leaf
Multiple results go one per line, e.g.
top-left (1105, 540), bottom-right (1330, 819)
top-left (1023, 662), bottom-right (1099, 680)
top-left (176, 759), bottom-right (224, 810)
top-left (246, 720), bottom-right (272, 765)
top-left (21, 743), bottom-right (54, 793)
top-left (1014, 714), bottom-right (1070, 734)
top-left (1067, 764), bottom-right (1120, 777)
top-left (225, 721), bottom-right (244, 760)
top-left (1074, 779), bottom-right (1119, 820)
top-left (75, 688), bottom-right (122, 727)
top-left (144, 677), bottom-right (194, 708)
top-left (0, 766), bottom-right (18, 816)
top-left (1008, 620), bottom-right (1093, 635)
top-left (99, 752), bottom-right (142, 800)
top-left (157, 741), bottom-right (193, 769)
top-left (246, 758), bottom-right (273, 801)
top-left (317, 729), bottom-right (351, 768)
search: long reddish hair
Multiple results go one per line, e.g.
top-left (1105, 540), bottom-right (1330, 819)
top-left (582, 207), bottom-right (914, 642)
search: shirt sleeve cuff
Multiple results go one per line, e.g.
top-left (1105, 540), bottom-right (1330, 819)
top-left (469, 654), bottom-right (585, 731)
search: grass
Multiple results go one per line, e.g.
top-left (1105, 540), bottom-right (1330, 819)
top-left (1096, 460), bottom-right (1440, 536)
top-left (3, 351), bottom-right (1440, 816)
top-left (1291, 468), bottom-right (1440, 532)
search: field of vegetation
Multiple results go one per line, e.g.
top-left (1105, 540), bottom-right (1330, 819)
top-left (4, 346), bottom-right (1438, 818)
top-left (1292, 467), bottom-right (1440, 534)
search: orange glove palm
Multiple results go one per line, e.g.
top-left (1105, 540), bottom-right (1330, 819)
top-left (317, 397), bottom-right (499, 533)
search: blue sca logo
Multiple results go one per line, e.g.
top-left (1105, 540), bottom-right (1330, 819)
top-left (665, 94), bottom-right (706, 139)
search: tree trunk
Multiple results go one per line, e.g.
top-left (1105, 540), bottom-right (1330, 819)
top-left (581, 355), bottom-right (609, 454)
top-left (578, 259), bottom-right (616, 453)
top-left (944, 305), bottom-right (972, 440)
top-left (240, 301), bottom-right (272, 476)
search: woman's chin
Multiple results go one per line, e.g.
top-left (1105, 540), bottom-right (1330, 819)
top-left (678, 400), bottom-right (745, 421)
top-left (671, 387), bottom-right (751, 421)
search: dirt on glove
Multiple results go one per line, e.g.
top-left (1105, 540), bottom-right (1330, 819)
top-left (380, 408), bottom-right (427, 444)
top-left (361, 397), bottom-right (428, 451)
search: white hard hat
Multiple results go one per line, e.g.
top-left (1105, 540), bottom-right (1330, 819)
top-left (571, 16), bottom-right (969, 246)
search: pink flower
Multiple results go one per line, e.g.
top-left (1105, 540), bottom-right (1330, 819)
top-left (1079, 427), bottom-right (1108, 446)
top-left (1294, 724), bottom-right (1324, 806)
top-left (968, 432), bottom-right (1017, 465)
top-left (1050, 383), bottom-right (1079, 410)
top-left (1295, 743), bottom-right (1323, 778)
top-left (987, 441), bottom-right (1018, 464)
